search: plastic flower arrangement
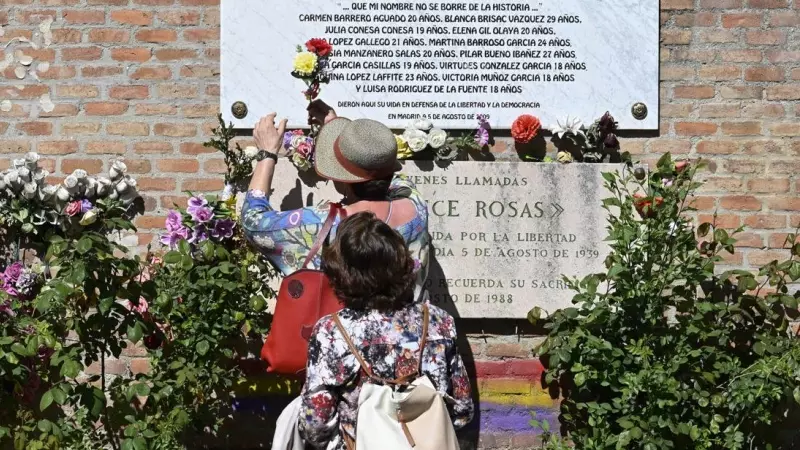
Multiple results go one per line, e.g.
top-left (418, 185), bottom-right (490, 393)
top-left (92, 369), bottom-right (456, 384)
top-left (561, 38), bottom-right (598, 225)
top-left (292, 38), bottom-right (333, 101)
top-left (282, 129), bottom-right (316, 171)
top-left (160, 195), bottom-right (236, 250)
top-left (395, 118), bottom-right (450, 160)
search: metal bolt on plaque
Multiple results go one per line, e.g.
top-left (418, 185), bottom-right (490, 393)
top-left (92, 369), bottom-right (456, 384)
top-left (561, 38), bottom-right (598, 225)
top-left (231, 101), bottom-right (248, 119)
top-left (631, 102), bottom-right (647, 120)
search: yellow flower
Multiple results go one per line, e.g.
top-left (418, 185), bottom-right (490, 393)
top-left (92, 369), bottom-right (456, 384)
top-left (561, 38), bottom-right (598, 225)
top-left (557, 151), bottom-right (574, 164)
top-left (396, 135), bottom-right (413, 160)
top-left (293, 52), bottom-right (318, 76)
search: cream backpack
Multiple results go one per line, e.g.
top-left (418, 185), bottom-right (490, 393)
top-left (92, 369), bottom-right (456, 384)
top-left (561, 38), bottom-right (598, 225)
top-left (332, 305), bottom-right (459, 450)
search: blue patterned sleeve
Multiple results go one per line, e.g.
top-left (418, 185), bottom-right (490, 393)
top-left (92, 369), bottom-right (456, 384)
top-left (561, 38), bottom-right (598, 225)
top-left (239, 189), bottom-right (330, 274)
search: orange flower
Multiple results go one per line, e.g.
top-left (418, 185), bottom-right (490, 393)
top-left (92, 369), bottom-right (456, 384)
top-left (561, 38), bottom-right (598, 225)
top-left (675, 160), bottom-right (689, 173)
top-left (511, 114), bottom-right (541, 143)
top-left (633, 193), bottom-right (664, 218)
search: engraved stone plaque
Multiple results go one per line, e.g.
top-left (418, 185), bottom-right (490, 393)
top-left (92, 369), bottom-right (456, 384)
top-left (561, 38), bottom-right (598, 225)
top-left (265, 160), bottom-right (618, 318)
top-left (221, 0), bottom-right (659, 130)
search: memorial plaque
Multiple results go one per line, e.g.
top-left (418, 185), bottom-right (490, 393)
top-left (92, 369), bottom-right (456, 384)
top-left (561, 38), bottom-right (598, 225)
top-left (265, 161), bottom-right (618, 318)
top-left (222, 0), bottom-right (659, 130)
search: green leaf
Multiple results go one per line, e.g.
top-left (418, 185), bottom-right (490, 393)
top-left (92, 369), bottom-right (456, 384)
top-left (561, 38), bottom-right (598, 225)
top-left (163, 251), bottom-right (181, 265)
top-left (77, 236), bottom-right (92, 254)
top-left (602, 172), bottom-right (615, 183)
top-left (40, 390), bottom-right (54, 412)
top-left (127, 323), bottom-right (143, 344)
top-left (793, 387), bottom-right (800, 405)
top-left (618, 418), bottom-right (634, 429)
top-left (697, 222), bottom-right (711, 237)
top-left (196, 340), bottom-right (210, 356)
top-left (178, 239), bottom-right (191, 255)
top-left (21, 223), bottom-right (34, 233)
top-left (37, 420), bottom-right (52, 433)
top-left (133, 383), bottom-right (150, 397)
top-left (753, 341), bottom-right (765, 355)
top-left (52, 386), bottom-right (67, 405)
top-left (574, 372), bottom-right (586, 387)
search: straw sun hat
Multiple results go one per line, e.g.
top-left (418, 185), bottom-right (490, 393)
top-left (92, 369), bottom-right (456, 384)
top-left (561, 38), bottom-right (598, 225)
top-left (314, 118), bottom-right (402, 183)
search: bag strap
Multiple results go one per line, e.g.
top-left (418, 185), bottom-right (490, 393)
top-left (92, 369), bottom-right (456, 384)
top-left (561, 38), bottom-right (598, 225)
top-left (332, 304), bottom-right (431, 385)
top-left (301, 202), bottom-right (342, 269)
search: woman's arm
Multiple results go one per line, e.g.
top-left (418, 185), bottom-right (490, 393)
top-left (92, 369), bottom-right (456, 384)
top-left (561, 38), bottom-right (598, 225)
top-left (446, 331), bottom-right (475, 429)
top-left (248, 113), bottom-right (286, 195)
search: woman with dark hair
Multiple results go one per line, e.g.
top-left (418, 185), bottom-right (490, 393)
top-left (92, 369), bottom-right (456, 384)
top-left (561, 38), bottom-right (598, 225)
top-left (297, 212), bottom-right (473, 449)
top-left (240, 104), bottom-right (430, 302)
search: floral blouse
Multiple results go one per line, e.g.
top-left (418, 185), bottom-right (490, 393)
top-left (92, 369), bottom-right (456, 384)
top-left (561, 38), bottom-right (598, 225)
top-left (240, 173), bottom-right (430, 302)
top-left (298, 302), bottom-right (474, 449)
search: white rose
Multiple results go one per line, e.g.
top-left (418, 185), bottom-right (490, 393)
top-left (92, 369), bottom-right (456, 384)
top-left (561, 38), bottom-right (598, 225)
top-left (290, 134), bottom-right (306, 150)
top-left (109, 160), bottom-right (127, 180)
top-left (24, 152), bottom-right (40, 168)
top-left (428, 128), bottom-right (447, 149)
top-left (244, 146), bottom-right (259, 158)
top-left (108, 190), bottom-right (119, 200)
top-left (12, 158), bottom-right (26, 169)
top-left (0, 178), bottom-right (5, 191)
top-left (71, 169), bottom-right (88, 181)
top-left (17, 167), bottom-right (31, 182)
top-left (64, 175), bottom-right (79, 190)
top-left (403, 128), bottom-right (429, 152)
top-left (411, 118), bottom-right (433, 131)
top-left (84, 177), bottom-right (97, 198)
top-left (96, 177), bottom-right (112, 197)
top-left (22, 182), bottom-right (37, 199)
top-left (116, 180), bottom-right (129, 194)
top-left (124, 176), bottom-right (137, 190)
top-left (56, 186), bottom-right (70, 202)
top-left (32, 210), bottom-right (47, 225)
top-left (33, 169), bottom-right (48, 185)
top-left (3, 170), bottom-right (19, 187)
top-left (40, 185), bottom-right (57, 202)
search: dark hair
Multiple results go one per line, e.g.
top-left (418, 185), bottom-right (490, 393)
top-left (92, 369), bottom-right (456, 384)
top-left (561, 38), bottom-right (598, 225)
top-left (322, 211), bottom-right (415, 311)
top-left (351, 176), bottom-right (392, 201)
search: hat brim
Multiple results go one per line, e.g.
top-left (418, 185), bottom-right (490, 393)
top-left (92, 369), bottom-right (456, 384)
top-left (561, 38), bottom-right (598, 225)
top-left (314, 117), bottom-right (402, 184)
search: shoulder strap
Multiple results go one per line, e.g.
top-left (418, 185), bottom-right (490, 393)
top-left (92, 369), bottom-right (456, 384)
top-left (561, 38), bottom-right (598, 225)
top-left (417, 304), bottom-right (429, 376)
top-left (332, 312), bottom-right (378, 380)
top-left (301, 202), bottom-right (342, 268)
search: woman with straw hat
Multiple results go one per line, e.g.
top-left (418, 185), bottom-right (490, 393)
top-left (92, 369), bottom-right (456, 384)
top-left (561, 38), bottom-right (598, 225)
top-left (240, 105), bottom-right (430, 303)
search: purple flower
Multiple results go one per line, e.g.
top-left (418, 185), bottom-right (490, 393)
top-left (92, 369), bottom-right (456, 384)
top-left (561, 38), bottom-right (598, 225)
top-left (477, 114), bottom-right (490, 130)
top-left (186, 196), bottom-right (208, 216)
top-left (283, 132), bottom-right (293, 150)
top-left (165, 210), bottom-right (183, 232)
top-left (474, 127), bottom-right (489, 147)
top-left (211, 219), bottom-right (235, 240)
top-left (190, 206), bottom-right (213, 224)
top-left (189, 225), bottom-right (209, 244)
top-left (159, 226), bottom-right (190, 249)
top-left (80, 199), bottom-right (93, 213)
top-left (604, 133), bottom-right (620, 148)
top-left (0, 301), bottom-right (15, 318)
top-left (3, 262), bottom-right (24, 285)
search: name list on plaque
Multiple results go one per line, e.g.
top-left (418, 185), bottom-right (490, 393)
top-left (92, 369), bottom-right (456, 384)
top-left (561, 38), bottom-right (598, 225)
top-left (265, 161), bottom-right (615, 318)
top-left (222, 0), bottom-right (659, 130)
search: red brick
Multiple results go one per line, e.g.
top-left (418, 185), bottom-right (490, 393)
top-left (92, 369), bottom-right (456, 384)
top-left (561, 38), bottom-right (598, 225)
top-left (63, 9), bottom-right (105, 23)
top-left (135, 29), bottom-right (178, 43)
top-left (180, 64), bottom-right (217, 78)
top-left (38, 141), bottom-right (78, 155)
top-left (158, 10), bottom-right (201, 25)
top-left (85, 102), bottom-right (128, 116)
top-left (697, 140), bottom-right (739, 154)
top-left (181, 0), bottom-right (220, 4)
top-left (51, 28), bottom-right (83, 44)
top-left (138, 177), bottom-right (177, 191)
top-left (748, 178), bottom-right (790, 193)
top-left (721, 121), bottom-right (762, 136)
top-left (135, 142), bottom-right (173, 154)
top-left (110, 10), bottom-right (153, 25)
top-left (724, 159), bottom-right (765, 174)
top-left (721, 49), bottom-right (763, 62)
top-left (675, 122), bottom-right (718, 136)
top-left (662, 29), bottom-right (692, 44)
top-left (183, 103), bottom-right (218, 118)
top-left (719, 86), bottom-right (763, 99)
top-left (766, 85), bottom-right (800, 100)
top-left (180, 142), bottom-right (214, 155)
top-left (475, 361), bottom-right (507, 377)
top-left (746, 30), bottom-right (787, 45)
top-left (700, 214), bottom-right (741, 229)
top-left (741, 103), bottom-right (785, 118)
top-left (135, 104), bottom-right (178, 115)
top-left (130, 66), bottom-right (172, 80)
top-left (748, 250), bottom-right (790, 267)
top-left (697, 30), bottom-right (738, 43)
top-left (157, 159), bottom-right (200, 173)
top-left (733, 232), bottom-right (763, 248)
top-left (135, 216), bottom-right (167, 230)
top-left (722, 13), bottom-right (762, 27)
top-left (721, 196), bottom-right (762, 211)
top-left (744, 215), bottom-right (786, 229)
top-left (674, 12), bottom-right (718, 26)
top-left (767, 197), bottom-right (800, 211)
top-left (86, 141), bottom-right (126, 155)
top-left (768, 161), bottom-right (800, 174)
top-left (674, 85), bottom-right (715, 99)
top-left (661, 65), bottom-right (696, 80)
top-left (130, 359), bottom-right (151, 375)
top-left (691, 196), bottom-right (717, 211)
top-left (157, 83), bottom-right (198, 98)
top-left (485, 343), bottom-right (531, 359)
top-left (749, 0), bottom-right (787, 7)
top-left (699, 65), bottom-right (741, 80)
top-left (701, 0), bottom-right (743, 7)
top-left (181, 178), bottom-right (224, 192)
top-left (0, 85), bottom-right (49, 99)
top-left (662, 0), bottom-right (693, 8)
top-left (160, 196), bottom-right (189, 209)
top-left (126, 160), bottom-right (152, 173)
top-left (61, 46), bottom-right (103, 61)
top-left (203, 159), bottom-right (226, 174)
top-left (61, 159), bottom-right (103, 174)
top-left (745, 66), bottom-right (784, 82)
top-left (154, 123), bottom-right (196, 137)
top-left (661, 104), bottom-right (695, 117)
top-left (88, 28), bottom-right (130, 43)
top-left (768, 233), bottom-right (799, 249)
top-left (107, 122), bottom-right (149, 136)
top-left (85, 359), bottom-right (127, 375)
top-left (61, 122), bottom-right (102, 135)
top-left (699, 177), bottom-right (744, 192)
top-left (183, 28), bottom-right (219, 42)
top-left (42, 106), bottom-right (79, 119)
top-left (38, 66), bottom-right (77, 80)
top-left (16, 122), bottom-right (53, 136)
top-left (770, 123), bottom-right (800, 136)
top-left (155, 48), bottom-right (197, 61)
top-left (0, 141), bottom-right (31, 154)
top-left (16, 9), bottom-right (56, 24)
top-left (766, 51), bottom-right (800, 63)
top-left (111, 47), bottom-right (151, 62)
top-left (110, 85), bottom-right (149, 99)
top-left (698, 104), bottom-right (740, 118)
top-left (82, 66), bottom-right (124, 77)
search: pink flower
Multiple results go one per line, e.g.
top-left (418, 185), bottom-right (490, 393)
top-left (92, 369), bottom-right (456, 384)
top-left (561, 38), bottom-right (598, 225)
top-left (292, 129), bottom-right (305, 136)
top-left (123, 298), bottom-right (149, 315)
top-left (65, 200), bottom-right (82, 217)
top-left (295, 141), bottom-right (313, 158)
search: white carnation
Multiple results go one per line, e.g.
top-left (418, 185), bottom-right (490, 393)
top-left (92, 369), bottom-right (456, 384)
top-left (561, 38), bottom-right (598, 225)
top-left (84, 177), bottom-right (97, 198)
top-left (244, 146), bottom-right (259, 158)
top-left (411, 118), bottom-right (433, 131)
top-left (403, 128), bottom-right (429, 152)
top-left (428, 128), bottom-right (448, 149)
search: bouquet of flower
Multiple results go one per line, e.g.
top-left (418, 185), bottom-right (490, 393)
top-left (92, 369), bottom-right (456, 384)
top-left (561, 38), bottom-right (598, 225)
top-left (583, 111), bottom-right (620, 163)
top-left (160, 195), bottom-right (236, 250)
top-left (292, 38), bottom-right (333, 101)
top-left (395, 118), bottom-right (449, 160)
top-left (282, 129), bottom-right (316, 171)
top-left (448, 114), bottom-right (492, 158)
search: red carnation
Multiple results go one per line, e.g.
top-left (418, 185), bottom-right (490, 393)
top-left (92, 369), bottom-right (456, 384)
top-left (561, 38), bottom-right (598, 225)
top-left (305, 38), bottom-right (332, 57)
top-left (511, 114), bottom-right (541, 144)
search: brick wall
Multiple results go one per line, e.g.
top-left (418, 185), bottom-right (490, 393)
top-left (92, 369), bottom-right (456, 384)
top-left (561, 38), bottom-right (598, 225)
top-left (0, 0), bottom-right (798, 448)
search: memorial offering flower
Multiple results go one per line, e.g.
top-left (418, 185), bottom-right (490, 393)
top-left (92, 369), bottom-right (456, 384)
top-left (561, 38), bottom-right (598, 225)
top-left (580, 111), bottom-right (622, 163)
top-left (292, 38), bottom-right (334, 101)
top-left (551, 116), bottom-right (585, 140)
top-left (511, 114), bottom-right (541, 143)
top-left (395, 135), bottom-right (413, 160)
top-left (402, 128), bottom-right (429, 153)
top-left (428, 128), bottom-right (448, 149)
top-left (65, 200), bottom-right (82, 217)
top-left (1, 261), bottom-right (40, 299)
top-left (411, 118), bottom-right (433, 132)
top-left (282, 129), bottom-right (316, 171)
top-left (557, 151), bottom-right (574, 164)
top-left (475, 115), bottom-right (491, 147)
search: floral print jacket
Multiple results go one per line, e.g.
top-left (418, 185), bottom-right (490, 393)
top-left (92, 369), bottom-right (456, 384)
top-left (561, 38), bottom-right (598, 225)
top-left (240, 173), bottom-right (430, 302)
top-left (298, 302), bottom-right (474, 449)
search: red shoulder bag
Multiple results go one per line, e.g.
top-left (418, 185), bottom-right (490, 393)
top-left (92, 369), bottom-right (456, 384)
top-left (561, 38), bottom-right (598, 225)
top-left (260, 203), bottom-right (346, 375)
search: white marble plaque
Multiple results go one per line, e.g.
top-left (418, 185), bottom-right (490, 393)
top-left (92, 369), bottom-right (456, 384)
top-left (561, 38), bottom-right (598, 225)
top-left (264, 160), bottom-right (617, 318)
top-left (222, 0), bottom-right (659, 130)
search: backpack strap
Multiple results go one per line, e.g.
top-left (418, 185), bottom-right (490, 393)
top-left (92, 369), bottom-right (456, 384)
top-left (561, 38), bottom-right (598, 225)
top-left (301, 203), bottom-right (343, 269)
top-left (416, 304), bottom-right (429, 377)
